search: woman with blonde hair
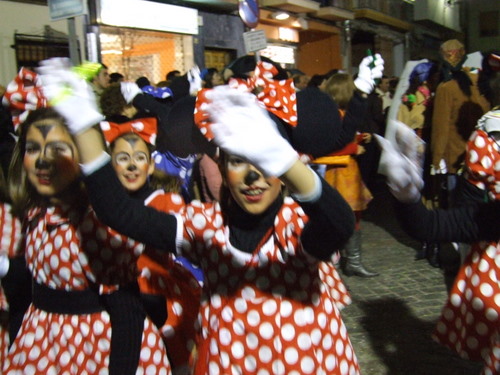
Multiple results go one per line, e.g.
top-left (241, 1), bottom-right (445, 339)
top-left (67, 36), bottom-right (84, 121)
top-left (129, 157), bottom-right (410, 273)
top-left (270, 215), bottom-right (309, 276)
top-left (322, 72), bottom-right (378, 278)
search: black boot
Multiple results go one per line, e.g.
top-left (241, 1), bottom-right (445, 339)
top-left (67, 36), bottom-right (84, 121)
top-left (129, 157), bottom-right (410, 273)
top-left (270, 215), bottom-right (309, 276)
top-left (342, 230), bottom-right (379, 278)
top-left (415, 242), bottom-right (427, 260)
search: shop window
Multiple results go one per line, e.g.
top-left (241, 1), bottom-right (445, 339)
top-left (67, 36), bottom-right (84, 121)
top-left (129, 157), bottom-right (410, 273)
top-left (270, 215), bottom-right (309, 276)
top-left (100, 26), bottom-right (192, 85)
top-left (13, 33), bottom-right (73, 72)
top-left (479, 11), bottom-right (499, 37)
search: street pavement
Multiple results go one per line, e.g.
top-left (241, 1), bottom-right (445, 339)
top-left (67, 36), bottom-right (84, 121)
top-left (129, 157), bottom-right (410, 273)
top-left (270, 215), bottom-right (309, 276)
top-left (338, 181), bottom-right (483, 375)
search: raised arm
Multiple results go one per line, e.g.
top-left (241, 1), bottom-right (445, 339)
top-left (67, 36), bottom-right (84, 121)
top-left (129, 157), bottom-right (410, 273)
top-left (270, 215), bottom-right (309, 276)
top-left (205, 86), bottom-right (355, 259)
top-left (376, 127), bottom-right (500, 244)
top-left (38, 58), bottom-right (179, 252)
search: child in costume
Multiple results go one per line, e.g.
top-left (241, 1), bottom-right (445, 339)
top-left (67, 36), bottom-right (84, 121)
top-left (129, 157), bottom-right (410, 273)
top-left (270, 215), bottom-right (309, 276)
top-left (101, 115), bottom-right (201, 375)
top-left (37, 57), bottom-right (378, 375)
top-left (3, 67), bottom-right (172, 374)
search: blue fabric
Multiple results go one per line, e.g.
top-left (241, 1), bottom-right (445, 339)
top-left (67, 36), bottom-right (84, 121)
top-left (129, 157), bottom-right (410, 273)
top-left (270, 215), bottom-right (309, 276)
top-left (174, 256), bottom-right (204, 284)
top-left (141, 85), bottom-right (173, 99)
top-left (409, 62), bottom-right (435, 84)
top-left (152, 150), bottom-right (197, 201)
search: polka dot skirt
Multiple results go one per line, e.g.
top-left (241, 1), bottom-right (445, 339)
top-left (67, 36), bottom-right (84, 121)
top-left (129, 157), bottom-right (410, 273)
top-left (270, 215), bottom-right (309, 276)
top-left (432, 241), bottom-right (500, 375)
top-left (179, 197), bottom-right (360, 375)
top-left (138, 191), bottom-right (202, 370)
top-left (3, 205), bottom-right (172, 374)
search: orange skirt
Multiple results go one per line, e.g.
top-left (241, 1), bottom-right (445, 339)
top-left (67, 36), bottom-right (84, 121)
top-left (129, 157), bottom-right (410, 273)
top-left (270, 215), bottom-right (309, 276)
top-left (324, 157), bottom-right (372, 211)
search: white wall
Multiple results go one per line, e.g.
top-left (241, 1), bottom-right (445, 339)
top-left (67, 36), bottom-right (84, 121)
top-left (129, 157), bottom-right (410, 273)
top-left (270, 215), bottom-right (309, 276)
top-left (414, 0), bottom-right (460, 32)
top-left (0, 1), bottom-right (86, 86)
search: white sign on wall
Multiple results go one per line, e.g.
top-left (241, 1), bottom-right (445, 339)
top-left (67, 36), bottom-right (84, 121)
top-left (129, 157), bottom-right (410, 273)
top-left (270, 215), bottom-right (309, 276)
top-left (99, 0), bottom-right (199, 35)
top-left (243, 29), bottom-right (267, 54)
top-left (48, 0), bottom-right (86, 20)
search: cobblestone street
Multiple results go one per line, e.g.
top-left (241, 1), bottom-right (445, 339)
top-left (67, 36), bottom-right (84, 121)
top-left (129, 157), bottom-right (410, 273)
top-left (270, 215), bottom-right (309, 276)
top-left (339, 182), bottom-right (483, 375)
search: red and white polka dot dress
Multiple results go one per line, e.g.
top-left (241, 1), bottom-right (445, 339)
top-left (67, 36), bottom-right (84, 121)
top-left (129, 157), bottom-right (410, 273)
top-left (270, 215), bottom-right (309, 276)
top-left (432, 241), bottom-right (500, 375)
top-left (0, 202), bottom-right (23, 368)
top-left (432, 122), bottom-right (500, 375)
top-left (138, 191), bottom-right (202, 371)
top-left (177, 197), bottom-right (360, 375)
top-left (464, 128), bottom-right (500, 201)
top-left (3, 204), bottom-right (172, 375)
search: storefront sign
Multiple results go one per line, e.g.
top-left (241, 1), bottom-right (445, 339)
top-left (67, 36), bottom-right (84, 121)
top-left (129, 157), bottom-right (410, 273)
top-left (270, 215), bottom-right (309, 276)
top-left (99, 0), bottom-right (199, 35)
top-left (48, 0), bottom-right (86, 20)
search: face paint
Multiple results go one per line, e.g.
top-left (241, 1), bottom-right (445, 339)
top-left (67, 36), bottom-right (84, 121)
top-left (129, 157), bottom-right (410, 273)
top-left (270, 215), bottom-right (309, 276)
top-left (111, 136), bottom-right (154, 192)
top-left (225, 155), bottom-right (282, 215)
top-left (23, 121), bottom-right (80, 200)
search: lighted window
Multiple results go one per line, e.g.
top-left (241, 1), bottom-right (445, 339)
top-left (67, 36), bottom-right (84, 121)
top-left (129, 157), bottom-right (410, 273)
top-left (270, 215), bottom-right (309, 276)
top-left (278, 28), bottom-right (299, 43)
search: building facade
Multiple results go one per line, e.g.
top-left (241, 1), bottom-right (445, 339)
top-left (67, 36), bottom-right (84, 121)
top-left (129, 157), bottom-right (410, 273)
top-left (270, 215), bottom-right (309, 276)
top-left (0, 0), bottom-right (497, 87)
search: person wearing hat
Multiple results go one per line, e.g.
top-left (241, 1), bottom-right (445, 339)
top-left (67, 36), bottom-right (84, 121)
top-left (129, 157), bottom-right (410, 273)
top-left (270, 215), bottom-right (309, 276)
top-left (397, 62), bottom-right (438, 140)
top-left (431, 39), bottom-right (490, 208)
top-left (429, 39), bottom-right (490, 290)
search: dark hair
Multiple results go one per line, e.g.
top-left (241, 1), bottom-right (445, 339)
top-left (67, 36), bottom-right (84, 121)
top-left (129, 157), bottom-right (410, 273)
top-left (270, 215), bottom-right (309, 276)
top-left (166, 70), bottom-right (181, 81)
top-left (202, 68), bottom-right (219, 89)
top-left (109, 72), bottom-right (124, 83)
top-left (307, 74), bottom-right (326, 88)
top-left (135, 76), bottom-right (151, 89)
top-left (100, 83), bottom-right (128, 118)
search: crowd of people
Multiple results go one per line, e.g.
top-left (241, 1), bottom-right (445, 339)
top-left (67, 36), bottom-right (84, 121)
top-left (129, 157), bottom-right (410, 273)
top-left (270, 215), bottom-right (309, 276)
top-left (0, 37), bottom-right (497, 375)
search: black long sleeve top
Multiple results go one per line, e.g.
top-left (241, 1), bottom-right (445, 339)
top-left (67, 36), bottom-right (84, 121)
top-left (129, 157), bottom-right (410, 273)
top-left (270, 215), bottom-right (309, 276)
top-left (84, 162), bottom-right (355, 261)
top-left (395, 197), bottom-right (500, 244)
top-left (291, 88), bottom-right (367, 158)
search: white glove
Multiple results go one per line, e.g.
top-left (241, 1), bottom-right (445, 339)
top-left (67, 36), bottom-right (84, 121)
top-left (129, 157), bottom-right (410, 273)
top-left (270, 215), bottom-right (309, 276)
top-left (38, 58), bottom-right (104, 134)
top-left (120, 82), bottom-right (143, 104)
top-left (354, 54), bottom-right (384, 94)
top-left (375, 134), bottom-right (423, 203)
top-left (187, 66), bottom-right (202, 96)
top-left (205, 86), bottom-right (298, 177)
top-left (0, 254), bottom-right (9, 278)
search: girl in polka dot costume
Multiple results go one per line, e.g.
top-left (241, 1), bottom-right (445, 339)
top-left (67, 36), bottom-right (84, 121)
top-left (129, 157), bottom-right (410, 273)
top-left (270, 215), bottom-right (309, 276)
top-left (384, 52), bottom-right (500, 375)
top-left (40, 59), bottom-right (361, 375)
top-left (432, 59), bottom-right (500, 375)
top-left (102, 119), bottom-right (202, 375)
top-left (3, 107), bottom-right (172, 375)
